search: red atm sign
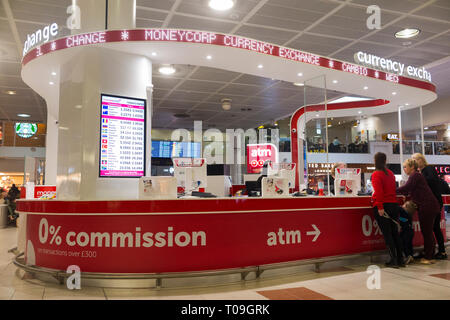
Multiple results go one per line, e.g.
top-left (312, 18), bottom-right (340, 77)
top-left (246, 144), bottom-right (278, 174)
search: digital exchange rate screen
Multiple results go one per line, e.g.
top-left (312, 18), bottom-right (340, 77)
top-left (99, 94), bottom-right (146, 177)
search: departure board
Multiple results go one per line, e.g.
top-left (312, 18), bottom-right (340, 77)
top-left (99, 94), bottom-right (146, 177)
top-left (151, 141), bottom-right (201, 158)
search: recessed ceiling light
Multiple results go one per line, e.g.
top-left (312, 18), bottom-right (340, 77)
top-left (206, 55), bottom-right (212, 60)
top-left (315, 114), bottom-right (319, 117)
top-left (5, 90), bottom-right (16, 95)
top-left (392, 92), bottom-right (397, 95)
top-left (358, 111), bottom-right (362, 114)
top-left (257, 64), bottom-right (263, 69)
top-left (208, 0), bottom-right (234, 11)
top-left (49, 81), bottom-right (54, 85)
top-left (363, 86), bottom-right (368, 90)
top-left (297, 72), bottom-right (303, 77)
top-left (151, 52), bottom-right (157, 56)
top-left (405, 103), bottom-right (409, 106)
top-left (51, 72), bottom-right (56, 76)
top-left (395, 28), bottom-right (420, 39)
top-left (17, 114), bottom-right (30, 118)
top-left (332, 80), bottom-right (338, 84)
top-left (293, 82), bottom-right (304, 86)
top-left (158, 64), bottom-right (176, 75)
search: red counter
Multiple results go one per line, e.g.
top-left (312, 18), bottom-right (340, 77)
top-left (17, 196), bottom-right (448, 274)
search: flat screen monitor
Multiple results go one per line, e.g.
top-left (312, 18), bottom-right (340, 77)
top-left (151, 141), bottom-right (201, 158)
top-left (99, 94), bottom-right (146, 178)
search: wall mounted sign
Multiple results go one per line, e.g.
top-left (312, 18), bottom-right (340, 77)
top-left (99, 94), bottom-right (146, 178)
top-left (22, 23), bottom-right (58, 57)
top-left (354, 51), bottom-right (431, 82)
top-left (247, 143), bottom-right (278, 174)
top-left (15, 123), bottom-right (38, 138)
top-left (22, 29), bottom-right (435, 93)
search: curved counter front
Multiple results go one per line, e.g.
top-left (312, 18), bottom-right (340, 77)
top-left (16, 196), bottom-right (447, 274)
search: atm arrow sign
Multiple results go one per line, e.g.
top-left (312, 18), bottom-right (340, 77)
top-left (306, 224), bottom-right (321, 242)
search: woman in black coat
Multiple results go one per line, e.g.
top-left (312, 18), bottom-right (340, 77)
top-left (412, 153), bottom-right (447, 260)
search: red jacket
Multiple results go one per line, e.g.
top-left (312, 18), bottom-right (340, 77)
top-left (371, 169), bottom-right (397, 209)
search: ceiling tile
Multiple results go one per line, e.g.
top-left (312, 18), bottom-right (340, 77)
top-left (0, 62), bottom-right (21, 76)
top-left (413, 5), bottom-right (450, 21)
top-left (205, 94), bottom-right (250, 105)
top-left (177, 79), bottom-right (225, 92)
top-left (136, 8), bottom-right (167, 21)
top-left (152, 76), bottom-right (182, 89)
top-left (232, 74), bottom-right (274, 86)
top-left (136, 18), bottom-right (163, 28)
top-left (308, 24), bottom-right (368, 40)
top-left (166, 90), bottom-right (208, 101)
top-left (234, 25), bottom-right (297, 45)
top-left (392, 16), bottom-right (450, 34)
top-left (219, 83), bottom-right (262, 96)
top-left (350, 0), bottom-right (425, 13)
top-left (190, 67), bottom-right (241, 82)
top-left (157, 100), bottom-right (196, 110)
top-left (137, 0), bottom-right (175, 11)
top-left (176, 0), bottom-right (259, 22)
top-left (168, 14), bottom-right (236, 33)
top-left (266, 0), bottom-right (341, 14)
top-left (246, 14), bottom-right (310, 32)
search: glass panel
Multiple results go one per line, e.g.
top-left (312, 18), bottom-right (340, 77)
top-left (400, 107), bottom-right (423, 157)
top-left (303, 75), bottom-right (328, 194)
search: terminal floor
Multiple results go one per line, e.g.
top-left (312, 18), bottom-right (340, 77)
top-left (0, 226), bottom-right (449, 300)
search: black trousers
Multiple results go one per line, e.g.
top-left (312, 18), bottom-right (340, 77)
top-left (433, 209), bottom-right (445, 253)
top-left (373, 203), bottom-right (404, 263)
top-left (400, 224), bottom-right (414, 257)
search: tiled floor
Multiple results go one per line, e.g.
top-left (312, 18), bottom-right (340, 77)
top-left (0, 226), bottom-right (449, 300)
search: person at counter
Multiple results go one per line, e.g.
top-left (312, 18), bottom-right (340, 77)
top-left (412, 153), bottom-right (447, 260)
top-left (371, 152), bottom-right (404, 268)
top-left (397, 159), bottom-right (441, 265)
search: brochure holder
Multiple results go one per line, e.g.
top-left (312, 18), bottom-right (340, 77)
top-left (173, 158), bottom-right (207, 194)
top-left (138, 176), bottom-right (177, 199)
top-left (268, 162), bottom-right (296, 189)
top-left (261, 177), bottom-right (289, 198)
top-left (334, 168), bottom-right (361, 196)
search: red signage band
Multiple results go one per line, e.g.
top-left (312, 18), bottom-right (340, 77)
top-left (22, 29), bottom-right (436, 93)
top-left (24, 207), bottom-right (446, 273)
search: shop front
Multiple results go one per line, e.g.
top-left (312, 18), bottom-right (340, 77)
top-left (14, 2), bottom-right (447, 284)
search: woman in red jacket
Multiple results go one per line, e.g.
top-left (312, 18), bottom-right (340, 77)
top-left (371, 152), bottom-right (404, 268)
top-left (397, 158), bottom-right (441, 264)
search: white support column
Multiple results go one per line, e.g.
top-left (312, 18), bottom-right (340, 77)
top-left (107, 0), bottom-right (136, 29)
top-left (71, 0), bottom-right (106, 34)
top-left (419, 106), bottom-right (425, 155)
top-left (398, 106), bottom-right (406, 181)
top-left (44, 112), bottom-right (58, 185)
top-left (56, 48), bottom-right (152, 200)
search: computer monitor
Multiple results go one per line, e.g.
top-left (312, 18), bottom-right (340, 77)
top-left (245, 181), bottom-right (260, 195)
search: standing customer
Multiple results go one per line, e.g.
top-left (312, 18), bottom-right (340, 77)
top-left (371, 152), bottom-right (404, 268)
top-left (412, 153), bottom-right (447, 260)
top-left (397, 159), bottom-right (441, 264)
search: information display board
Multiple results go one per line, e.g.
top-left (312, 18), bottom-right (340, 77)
top-left (151, 141), bottom-right (201, 158)
top-left (99, 94), bottom-right (146, 177)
